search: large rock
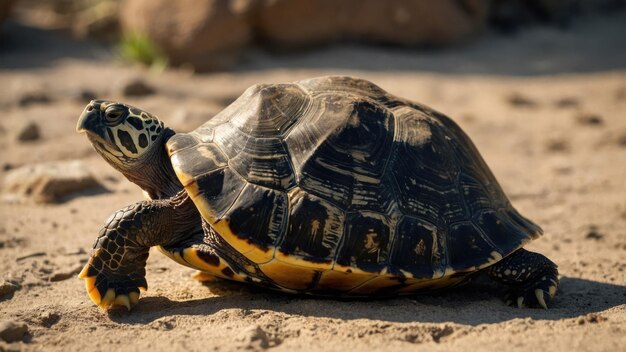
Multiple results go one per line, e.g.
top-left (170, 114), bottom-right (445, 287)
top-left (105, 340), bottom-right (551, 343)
top-left (1, 160), bottom-right (103, 204)
top-left (256, 0), bottom-right (488, 48)
top-left (120, 0), bottom-right (254, 71)
top-left (120, 0), bottom-right (488, 70)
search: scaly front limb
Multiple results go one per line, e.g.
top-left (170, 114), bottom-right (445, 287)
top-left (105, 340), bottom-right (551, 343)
top-left (79, 191), bottom-right (199, 310)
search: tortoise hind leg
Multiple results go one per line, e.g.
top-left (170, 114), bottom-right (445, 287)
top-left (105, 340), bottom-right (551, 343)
top-left (486, 248), bottom-right (559, 309)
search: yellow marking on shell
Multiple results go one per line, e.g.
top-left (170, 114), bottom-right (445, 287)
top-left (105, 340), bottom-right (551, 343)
top-left (185, 190), bottom-right (272, 264)
top-left (170, 155), bottom-right (196, 187)
top-left (347, 275), bottom-right (404, 295)
top-left (332, 263), bottom-right (383, 276)
top-left (478, 251), bottom-right (504, 269)
top-left (100, 288), bottom-right (116, 308)
top-left (316, 270), bottom-right (374, 292)
top-left (182, 248), bottom-right (224, 272)
top-left (259, 259), bottom-right (319, 291)
top-left (274, 251), bottom-right (333, 271)
top-left (192, 272), bottom-right (218, 282)
top-left (159, 246), bottom-right (248, 282)
top-left (397, 275), bottom-right (468, 294)
top-left (211, 219), bottom-right (275, 264)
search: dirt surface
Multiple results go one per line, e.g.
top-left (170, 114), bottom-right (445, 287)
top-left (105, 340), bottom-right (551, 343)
top-left (1, 13), bottom-right (625, 352)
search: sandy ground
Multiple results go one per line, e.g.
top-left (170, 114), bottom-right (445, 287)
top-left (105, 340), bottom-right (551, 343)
top-left (1, 12), bottom-right (625, 352)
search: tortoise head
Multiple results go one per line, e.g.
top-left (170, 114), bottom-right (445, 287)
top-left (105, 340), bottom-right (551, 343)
top-left (77, 100), bottom-right (165, 165)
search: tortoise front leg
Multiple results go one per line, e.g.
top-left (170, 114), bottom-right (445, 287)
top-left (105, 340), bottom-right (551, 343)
top-left (486, 248), bottom-right (559, 309)
top-left (79, 191), bottom-right (198, 310)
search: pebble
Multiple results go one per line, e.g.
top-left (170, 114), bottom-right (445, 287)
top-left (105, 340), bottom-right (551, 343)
top-left (506, 93), bottom-right (538, 108)
top-left (0, 280), bottom-right (19, 296)
top-left (554, 97), bottom-right (580, 108)
top-left (16, 121), bottom-right (41, 142)
top-left (0, 320), bottom-right (28, 343)
top-left (121, 78), bottom-right (156, 97)
top-left (18, 92), bottom-right (51, 107)
top-left (585, 226), bottom-right (605, 240)
top-left (576, 113), bottom-right (604, 126)
top-left (38, 311), bottom-right (60, 328)
top-left (545, 138), bottom-right (570, 153)
top-left (236, 325), bottom-right (270, 350)
top-left (1, 160), bottom-right (104, 204)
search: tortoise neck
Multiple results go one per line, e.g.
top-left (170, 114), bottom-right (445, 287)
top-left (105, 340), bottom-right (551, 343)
top-left (123, 128), bottom-right (183, 199)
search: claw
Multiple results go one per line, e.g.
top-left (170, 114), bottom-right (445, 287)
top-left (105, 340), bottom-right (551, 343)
top-left (78, 264), bottom-right (90, 279)
top-left (100, 288), bottom-right (116, 308)
top-left (549, 285), bottom-right (557, 297)
top-left (129, 291), bottom-right (140, 306)
top-left (517, 296), bottom-right (525, 308)
top-left (535, 289), bottom-right (548, 310)
top-left (114, 295), bottom-right (131, 310)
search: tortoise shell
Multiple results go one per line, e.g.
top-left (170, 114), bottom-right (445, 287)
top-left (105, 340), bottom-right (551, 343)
top-left (166, 76), bottom-right (542, 294)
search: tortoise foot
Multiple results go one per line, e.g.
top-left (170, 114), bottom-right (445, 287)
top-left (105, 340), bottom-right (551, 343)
top-left (78, 257), bottom-right (147, 311)
top-left (504, 267), bottom-right (558, 309)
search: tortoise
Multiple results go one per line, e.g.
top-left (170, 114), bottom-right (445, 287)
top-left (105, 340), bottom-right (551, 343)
top-left (76, 75), bottom-right (558, 311)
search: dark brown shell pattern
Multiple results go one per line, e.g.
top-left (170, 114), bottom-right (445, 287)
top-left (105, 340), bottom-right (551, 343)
top-left (167, 76), bottom-right (542, 287)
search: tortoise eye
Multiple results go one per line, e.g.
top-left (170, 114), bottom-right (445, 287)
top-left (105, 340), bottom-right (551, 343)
top-left (104, 105), bottom-right (127, 124)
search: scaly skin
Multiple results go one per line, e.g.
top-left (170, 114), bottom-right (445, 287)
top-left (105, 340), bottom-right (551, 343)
top-left (79, 191), bottom-right (199, 310)
top-left (486, 248), bottom-right (559, 309)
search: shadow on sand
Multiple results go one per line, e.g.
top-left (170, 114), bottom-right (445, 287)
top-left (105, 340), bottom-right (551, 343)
top-left (107, 275), bottom-right (625, 326)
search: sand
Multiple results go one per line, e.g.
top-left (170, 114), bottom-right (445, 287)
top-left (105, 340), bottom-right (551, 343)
top-left (1, 12), bottom-right (625, 352)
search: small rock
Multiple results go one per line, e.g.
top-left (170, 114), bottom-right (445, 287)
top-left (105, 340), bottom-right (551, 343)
top-left (236, 325), bottom-right (269, 350)
top-left (18, 92), bottom-right (51, 107)
top-left (0, 280), bottom-right (19, 296)
top-left (576, 113), bottom-right (604, 126)
top-left (16, 121), bottom-right (41, 142)
top-left (38, 311), bottom-right (60, 328)
top-left (585, 225), bottom-right (604, 240)
top-left (506, 93), bottom-right (538, 108)
top-left (0, 320), bottom-right (28, 343)
top-left (554, 97), bottom-right (580, 108)
top-left (121, 78), bottom-right (156, 97)
top-left (616, 133), bottom-right (626, 147)
top-left (1, 160), bottom-right (104, 204)
top-left (577, 314), bottom-right (607, 325)
top-left (150, 317), bottom-right (176, 331)
top-left (546, 138), bottom-right (570, 153)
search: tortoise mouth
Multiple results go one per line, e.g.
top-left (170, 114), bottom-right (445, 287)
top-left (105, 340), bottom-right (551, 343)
top-left (86, 131), bottom-right (124, 159)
